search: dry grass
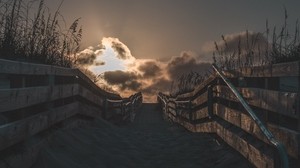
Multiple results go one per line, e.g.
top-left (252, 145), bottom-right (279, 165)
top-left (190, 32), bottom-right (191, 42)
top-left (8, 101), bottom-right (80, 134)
top-left (170, 71), bottom-right (210, 97)
top-left (213, 9), bottom-right (300, 70)
top-left (0, 0), bottom-right (82, 67)
top-left (173, 10), bottom-right (300, 95)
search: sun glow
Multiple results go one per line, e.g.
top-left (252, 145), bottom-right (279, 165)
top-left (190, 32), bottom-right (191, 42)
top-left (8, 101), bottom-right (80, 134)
top-left (88, 37), bottom-right (135, 74)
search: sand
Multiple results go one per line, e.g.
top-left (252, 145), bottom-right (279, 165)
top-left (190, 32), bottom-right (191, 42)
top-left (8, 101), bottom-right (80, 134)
top-left (32, 103), bottom-right (252, 168)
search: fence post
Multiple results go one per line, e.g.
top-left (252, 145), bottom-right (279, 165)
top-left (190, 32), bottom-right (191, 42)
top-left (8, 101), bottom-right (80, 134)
top-left (188, 100), bottom-right (192, 121)
top-left (207, 85), bottom-right (213, 119)
top-left (165, 100), bottom-right (169, 115)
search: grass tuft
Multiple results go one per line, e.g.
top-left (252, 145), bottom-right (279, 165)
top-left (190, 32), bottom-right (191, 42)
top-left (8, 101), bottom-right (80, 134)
top-left (0, 0), bottom-right (82, 67)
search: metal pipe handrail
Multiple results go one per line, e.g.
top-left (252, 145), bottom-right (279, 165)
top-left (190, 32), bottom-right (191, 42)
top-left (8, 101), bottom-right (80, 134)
top-left (107, 99), bottom-right (123, 103)
top-left (158, 93), bottom-right (168, 113)
top-left (212, 63), bottom-right (289, 168)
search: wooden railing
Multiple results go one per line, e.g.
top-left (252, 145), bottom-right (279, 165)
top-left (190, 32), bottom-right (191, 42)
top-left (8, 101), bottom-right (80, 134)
top-left (0, 59), bottom-right (142, 167)
top-left (106, 92), bottom-right (143, 123)
top-left (157, 61), bottom-right (300, 168)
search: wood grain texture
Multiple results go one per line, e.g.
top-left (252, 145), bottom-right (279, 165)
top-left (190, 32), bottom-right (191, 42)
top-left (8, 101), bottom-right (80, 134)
top-left (0, 59), bottom-right (75, 76)
top-left (78, 85), bottom-right (104, 106)
top-left (224, 61), bottom-right (299, 77)
top-left (0, 102), bottom-right (79, 151)
top-left (192, 107), bottom-right (209, 120)
top-left (215, 85), bottom-right (299, 118)
top-left (0, 84), bottom-right (79, 113)
top-left (191, 91), bottom-right (207, 106)
top-left (165, 107), bottom-right (275, 167)
top-left (215, 103), bottom-right (300, 159)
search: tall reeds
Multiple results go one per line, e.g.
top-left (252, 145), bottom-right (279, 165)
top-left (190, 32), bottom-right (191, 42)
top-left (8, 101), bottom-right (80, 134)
top-left (0, 0), bottom-right (82, 67)
top-left (213, 9), bottom-right (300, 70)
top-left (170, 71), bottom-right (208, 96)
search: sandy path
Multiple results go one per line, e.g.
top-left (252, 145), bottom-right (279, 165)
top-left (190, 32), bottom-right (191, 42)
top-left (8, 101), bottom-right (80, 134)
top-left (32, 103), bottom-right (252, 168)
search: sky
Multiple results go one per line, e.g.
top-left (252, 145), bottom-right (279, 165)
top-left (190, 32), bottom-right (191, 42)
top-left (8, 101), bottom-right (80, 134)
top-left (41, 0), bottom-right (300, 102)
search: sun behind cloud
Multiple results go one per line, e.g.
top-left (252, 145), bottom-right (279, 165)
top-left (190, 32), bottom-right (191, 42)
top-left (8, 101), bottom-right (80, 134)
top-left (88, 37), bottom-right (136, 74)
top-left (76, 37), bottom-right (211, 102)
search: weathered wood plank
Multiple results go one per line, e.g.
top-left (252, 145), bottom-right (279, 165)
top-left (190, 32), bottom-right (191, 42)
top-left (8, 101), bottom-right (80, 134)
top-left (0, 84), bottom-right (107, 113)
top-left (223, 61), bottom-right (299, 77)
top-left (215, 85), bottom-right (299, 118)
top-left (0, 59), bottom-right (75, 76)
top-left (214, 103), bottom-right (241, 127)
top-left (0, 84), bottom-right (79, 113)
top-left (175, 74), bottom-right (216, 100)
top-left (0, 59), bottom-right (120, 100)
top-left (190, 117), bottom-right (275, 167)
top-left (268, 123), bottom-right (300, 159)
top-left (191, 91), bottom-right (207, 106)
top-left (0, 116), bottom-right (94, 168)
top-left (76, 70), bottom-right (121, 100)
top-left (78, 85), bottom-right (104, 106)
top-left (168, 107), bottom-right (177, 117)
top-left (178, 110), bottom-right (190, 120)
top-left (214, 121), bottom-right (274, 168)
top-left (194, 121), bottom-right (215, 133)
top-left (272, 61), bottom-right (300, 77)
top-left (215, 103), bottom-right (300, 159)
top-left (192, 107), bottom-right (209, 120)
top-left (175, 117), bottom-right (195, 132)
top-left (0, 102), bottom-right (79, 151)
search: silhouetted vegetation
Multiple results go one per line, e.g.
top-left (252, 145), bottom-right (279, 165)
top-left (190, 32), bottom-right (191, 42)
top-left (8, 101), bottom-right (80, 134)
top-left (170, 71), bottom-right (210, 97)
top-left (213, 9), bottom-right (300, 70)
top-left (77, 67), bottom-right (118, 94)
top-left (0, 0), bottom-right (82, 67)
top-left (172, 10), bottom-right (300, 96)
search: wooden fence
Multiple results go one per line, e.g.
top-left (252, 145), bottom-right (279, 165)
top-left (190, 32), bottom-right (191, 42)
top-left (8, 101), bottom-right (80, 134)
top-left (157, 61), bottom-right (300, 168)
top-left (0, 59), bottom-right (142, 168)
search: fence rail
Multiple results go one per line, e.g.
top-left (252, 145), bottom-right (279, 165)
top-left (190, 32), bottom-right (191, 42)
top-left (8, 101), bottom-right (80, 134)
top-left (157, 61), bottom-right (300, 168)
top-left (0, 59), bottom-right (143, 167)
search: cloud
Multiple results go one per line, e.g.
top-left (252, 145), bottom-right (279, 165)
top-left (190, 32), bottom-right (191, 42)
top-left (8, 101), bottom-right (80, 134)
top-left (167, 51), bottom-right (211, 79)
top-left (79, 37), bottom-right (214, 102)
top-left (138, 61), bottom-right (162, 78)
top-left (140, 77), bottom-right (171, 102)
top-left (102, 37), bottom-right (133, 60)
top-left (76, 48), bottom-right (97, 66)
top-left (202, 31), bottom-right (268, 55)
top-left (94, 61), bottom-right (105, 66)
top-left (75, 45), bottom-right (105, 66)
top-left (221, 31), bottom-right (267, 53)
top-left (201, 31), bottom-right (269, 66)
top-left (103, 70), bottom-right (142, 91)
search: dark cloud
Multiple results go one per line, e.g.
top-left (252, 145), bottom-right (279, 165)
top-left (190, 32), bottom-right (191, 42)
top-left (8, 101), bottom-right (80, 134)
top-left (94, 61), bottom-right (105, 66)
top-left (141, 78), bottom-right (171, 102)
top-left (76, 45), bottom-right (105, 66)
top-left (167, 52), bottom-right (211, 79)
top-left (142, 78), bottom-right (170, 94)
top-left (103, 70), bottom-right (141, 91)
top-left (138, 61), bottom-right (162, 78)
top-left (104, 70), bottom-right (137, 84)
top-left (123, 80), bottom-right (141, 91)
top-left (218, 31), bottom-right (268, 53)
top-left (111, 41), bottom-right (130, 60)
top-left (76, 50), bottom-right (97, 66)
top-left (212, 31), bottom-right (270, 65)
